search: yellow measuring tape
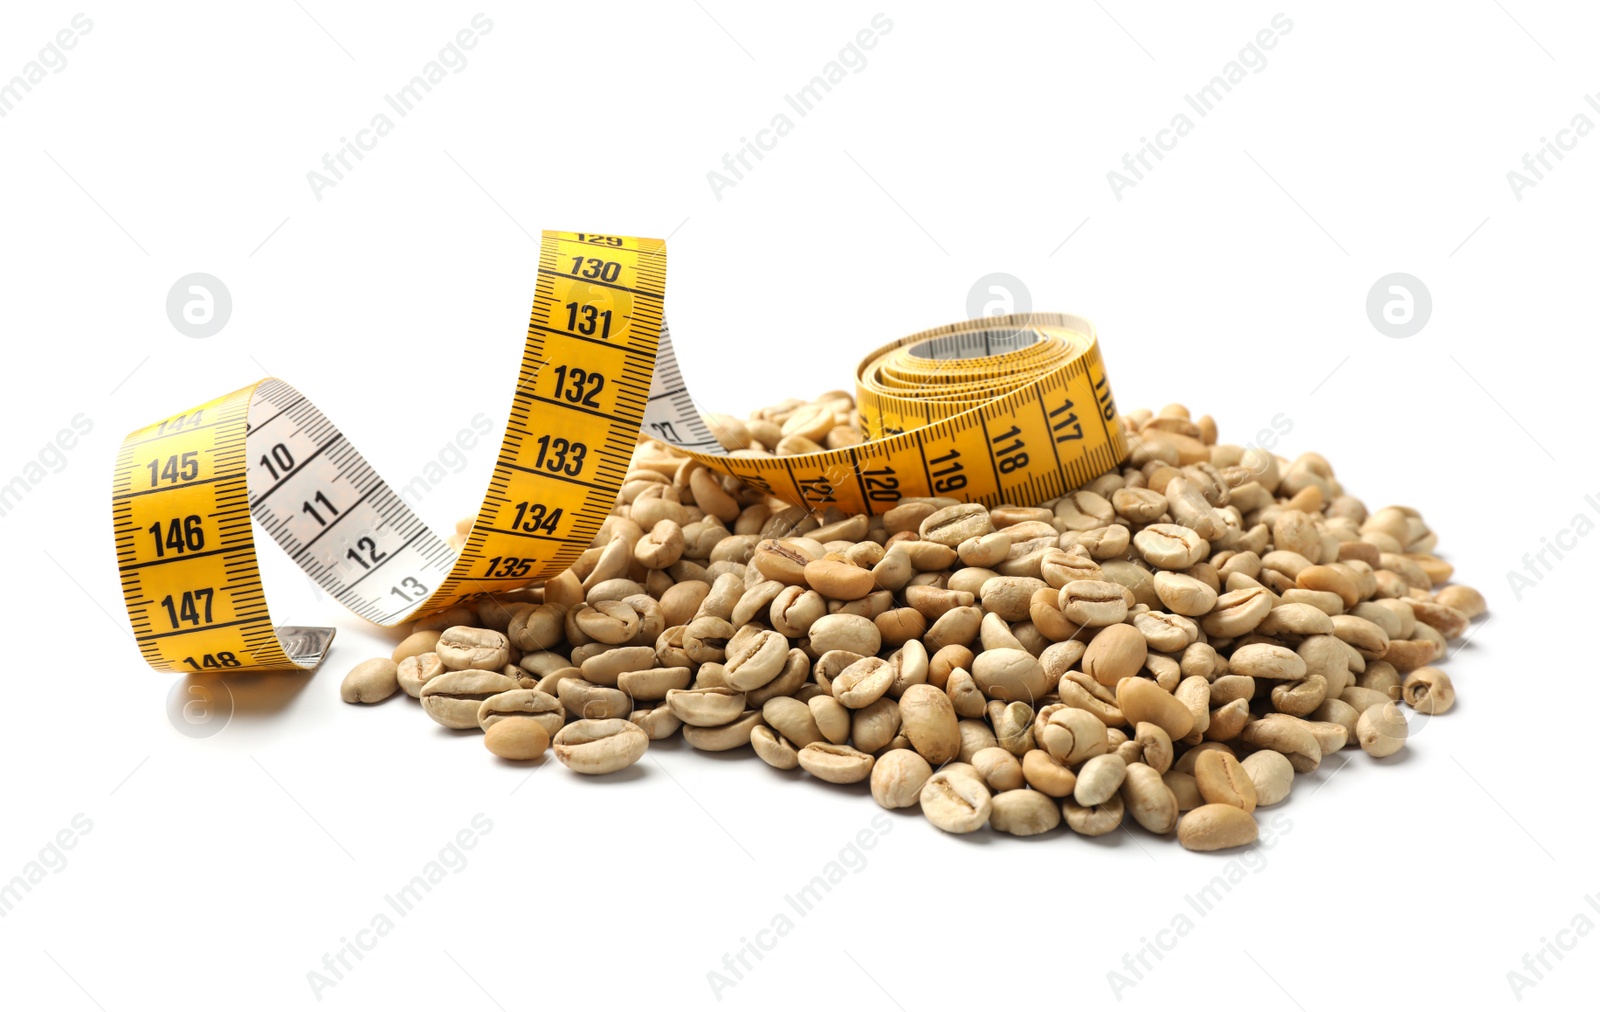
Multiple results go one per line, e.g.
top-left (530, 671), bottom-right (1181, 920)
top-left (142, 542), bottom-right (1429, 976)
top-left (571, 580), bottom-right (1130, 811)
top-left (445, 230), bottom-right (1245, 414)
top-left (112, 230), bottom-right (1126, 674)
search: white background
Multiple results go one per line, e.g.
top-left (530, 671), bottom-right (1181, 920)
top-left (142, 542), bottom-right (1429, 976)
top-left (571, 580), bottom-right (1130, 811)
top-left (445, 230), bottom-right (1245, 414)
top-left (0, 2), bottom-right (1593, 1009)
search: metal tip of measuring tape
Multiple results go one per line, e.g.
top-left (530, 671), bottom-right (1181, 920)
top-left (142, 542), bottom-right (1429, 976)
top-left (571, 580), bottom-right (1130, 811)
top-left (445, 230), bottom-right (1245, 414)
top-left (275, 626), bottom-right (337, 670)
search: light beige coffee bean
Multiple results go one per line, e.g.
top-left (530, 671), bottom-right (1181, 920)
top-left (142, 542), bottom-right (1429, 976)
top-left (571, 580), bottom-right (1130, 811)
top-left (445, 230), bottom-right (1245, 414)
top-left (804, 558), bottom-right (876, 601)
top-left (579, 646), bottom-right (657, 687)
top-left (1194, 750), bottom-right (1257, 813)
top-left (1121, 762), bottom-right (1179, 833)
top-left (435, 626), bottom-right (511, 672)
top-left (1084, 624), bottom-right (1149, 687)
top-left (832, 656), bottom-right (895, 708)
top-left (990, 789), bottom-right (1063, 836)
top-left (724, 629), bottom-right (788, 690)
top-left (682, 710), bottom-right (765, 751)
top-left (920, 768), bottom-right (993, 834)
top-left (1162, 770), bottom-right (1203, 811)
top-left (617, 666), bottom-right (692, 701)
top-left (1062, 794), bottom-right (1124, 836)
top-left (342, 658), bottom-right (399, 704)
top-left (976, 577), bottom-right (1043, 623)
top-left (850, 696), bottom-right (902, 754)
top-left (920, 503), bottom-right (994, 547)
top-left (1037, 706), bottom-right (1107, 764)
top-left (807, 613), bottom-right (882, 656)
top-left (558, 677), bottom-right (632, 721)
top-left (1433, 584), bottom-right (1486, 619)
top-left (1410, 599), bottom-right (1470, 640)
top-left (1356, 702), bottom-right (1408, 757)
top-left (1228, 643), bottom-right (1308, 681)
top-left (420, 669), bottom-right (520, 729)
top-left (508, 604), bottom-right (566, 651)
top-left (809, 695), bottom-right (851, 744)
top-left (1259, 602), bottom-right (1334, 637)
top-left (484, 717), bottom-right (550, 760)
top-left (969, 648), bottom-right (1051, 703)
top-left (1116, 678), bottom-right (1194, 740)
top-left (871, 749), bottom-right (933, 808)
top-left (628, 703), bottom-right (682, 740)
top-left (392, 629), bottom-right (441, 663)
top-left (668, 686), bottom-right (748, 727)
top-left (1269, 675), bottom-right (1327, 717)
top-left (898, 684), bottom-right (961, 764)
top-left (1240, 750), bottom-right (1294, 806)
top-left (1022, 749), bottom-right (1077, 796)
top-left (1209, 674), bottom-right (1256, 707)
top-left (1401, 666), bottom-right (1455, 714)
top-left (1059, 580), bottom-right (1130, 626)
top-left (477, 688), bottom-right (564, 736)
top-left (1200, 586), bottom-right (1273, 637)
top-left (971, 747), bottom-right (1024, 792)
top-left (1133, 524), bottom-right (1208, 569)
top-left (1241, 714), bottom-right (1323, 773)
top-left (1132, 722), bottom-right (1174, 774)
top-left (750, 725), bottom-right (800, 770)
top-left (760, 696), bottom-right (824, 747)
top-left (1341, 685), bottom-right (1392, 712)
top-left (398, 652), bottom-right (445, 698)
top-left (552, 718), bottom-right (648, 774)
top-left (1332, 615), bottom-right (1390, 659)
top-left (1178, 803), bottom-right (1258, 851)
top-left (797, 742), bottom-right (874, 783)
top-left (1304, 719), bottom-right (1348, 754)
top-left (1074, 753), bottom-right (1128, 806)
top-left (752, 539), bottom-right (815, 585)
top-left (1153, 572), bottom-right (1218, 616)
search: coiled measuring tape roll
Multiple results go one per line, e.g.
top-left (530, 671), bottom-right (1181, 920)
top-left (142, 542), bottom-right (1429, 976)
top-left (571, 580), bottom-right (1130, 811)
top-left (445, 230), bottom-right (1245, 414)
top-left (112, 230), bottom-right (1126, 674)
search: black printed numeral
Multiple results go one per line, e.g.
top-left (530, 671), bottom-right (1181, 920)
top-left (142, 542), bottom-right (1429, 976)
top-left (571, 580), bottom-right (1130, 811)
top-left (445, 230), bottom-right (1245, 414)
top-left (1048, 401), bottom-right (1083, 442)
top-left (302, 490), bottom-right (340, 527)
top-left (160, 587), bottom-right (215, 628)
top-left (509, 501), bottom-right (564, 535)
top-left (345, 536), bottom-right (387, 570)
top-left (182, 652), bottom-right (240, 669)
top-left (928, 448), bottom-right (967, 494)
top-left (990, 425), bottom-right (1030, 475)
top-left (859, 466), bottom-right (900, 503)
top-left (258, 443), bottom-right (295, 480)
top-left (568, 257), bottom-right (621, 282)
top-left (533, 435), bottom-right (587, 477)
top-left (563, 302), bottom-right (614, 339)
top-left (484, 556), bottom-right (535, 578)
top-left (147, 451), bottom-right (200, 487)
top-left (551, 364), bottom-right (605, 407)
top-left (390, 577), bottom-right (428, 604)
top-left (148, 515), bottom-right (205, 557)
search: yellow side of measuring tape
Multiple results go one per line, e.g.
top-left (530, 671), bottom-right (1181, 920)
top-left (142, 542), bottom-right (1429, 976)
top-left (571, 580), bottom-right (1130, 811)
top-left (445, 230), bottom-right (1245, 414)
top-left (112, 230), bottom-right (1126, 674)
